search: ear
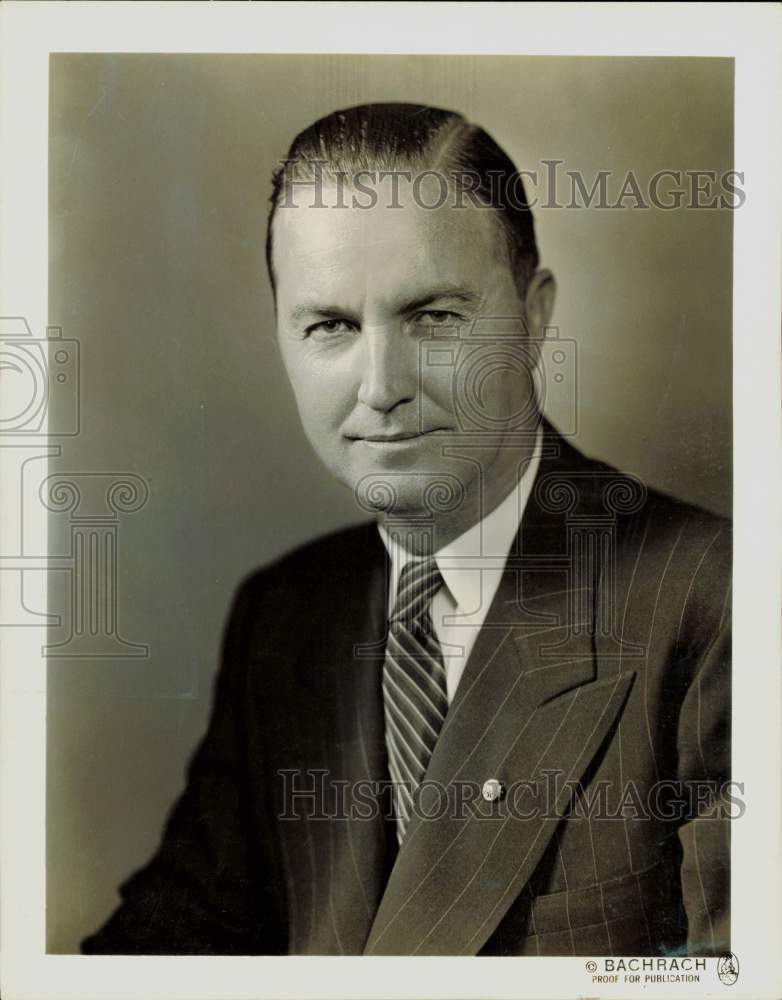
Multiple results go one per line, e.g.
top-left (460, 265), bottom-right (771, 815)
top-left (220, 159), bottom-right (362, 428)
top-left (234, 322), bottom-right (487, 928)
top-left (524, 268), bottom-right (556, 340)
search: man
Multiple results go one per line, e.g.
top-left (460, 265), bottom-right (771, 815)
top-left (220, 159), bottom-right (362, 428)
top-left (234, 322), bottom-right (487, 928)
top-left (82, 103), bottom-right (731, 957)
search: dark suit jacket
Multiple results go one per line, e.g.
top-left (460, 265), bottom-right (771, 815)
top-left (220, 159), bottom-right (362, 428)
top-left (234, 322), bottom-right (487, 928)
top-left (82, 424), bottom-right (731, 957)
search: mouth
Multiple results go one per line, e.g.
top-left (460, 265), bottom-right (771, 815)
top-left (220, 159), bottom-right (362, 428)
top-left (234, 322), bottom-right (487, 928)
top-left (350, 429), bottom-right (450, 445)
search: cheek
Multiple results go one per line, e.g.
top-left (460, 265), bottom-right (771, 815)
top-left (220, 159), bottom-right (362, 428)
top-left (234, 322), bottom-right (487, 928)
top-left (278, 340), bottom-right (354, 431)
top-left (418, 362), bottom-right (456, 412)
top-left (420, 351), bottom-right (525, 421)
top-left (478, 370), bottom-right (535, 425)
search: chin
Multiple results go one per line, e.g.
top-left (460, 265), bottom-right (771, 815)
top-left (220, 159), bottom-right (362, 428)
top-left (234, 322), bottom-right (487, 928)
top-left (344, 461), bottom-right (471, 522)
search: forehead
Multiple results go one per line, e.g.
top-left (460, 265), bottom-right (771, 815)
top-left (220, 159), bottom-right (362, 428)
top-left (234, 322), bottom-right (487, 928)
top-left (271, 179), bottom-right (511, 307)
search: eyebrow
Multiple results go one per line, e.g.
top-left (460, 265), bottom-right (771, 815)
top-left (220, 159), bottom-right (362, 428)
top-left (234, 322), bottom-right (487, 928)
top-left (289, 286), bottom-right (481, 324)
top-left (289, 304), bottom-right (357, 324)
top-left (400, 287), bottom-right (481, 313)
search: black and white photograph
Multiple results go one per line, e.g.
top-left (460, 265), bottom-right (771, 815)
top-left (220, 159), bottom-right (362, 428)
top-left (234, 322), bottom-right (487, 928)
top-left (1, 4), bottom-right (781, 1000)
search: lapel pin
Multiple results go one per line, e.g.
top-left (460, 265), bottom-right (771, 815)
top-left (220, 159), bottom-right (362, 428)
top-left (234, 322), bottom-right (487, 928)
top-left (482, 778), bottom-right (505, 802)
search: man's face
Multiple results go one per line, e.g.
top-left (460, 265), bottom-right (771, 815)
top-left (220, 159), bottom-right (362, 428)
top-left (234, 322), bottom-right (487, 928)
top-left (272, 176), bottom-right (545, 519)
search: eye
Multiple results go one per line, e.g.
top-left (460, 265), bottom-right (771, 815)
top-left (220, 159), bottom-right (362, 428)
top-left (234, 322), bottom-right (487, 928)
top-left (413, 310), bottom-right (464, 326)
top-left (305, 318), bottom-right (355, 339)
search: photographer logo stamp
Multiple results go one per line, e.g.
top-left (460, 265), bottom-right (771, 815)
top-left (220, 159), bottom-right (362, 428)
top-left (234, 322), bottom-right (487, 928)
top-left (717, 953), bottom-right (739, 986)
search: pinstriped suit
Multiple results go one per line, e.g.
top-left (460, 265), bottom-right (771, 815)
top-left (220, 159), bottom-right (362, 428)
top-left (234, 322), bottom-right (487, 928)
top-left (82, 423), bottom-right (731, 956)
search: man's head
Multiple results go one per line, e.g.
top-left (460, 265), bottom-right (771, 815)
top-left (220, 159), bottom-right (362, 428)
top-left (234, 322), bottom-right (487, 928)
top-left (266, 103), bottom-right (555, 539)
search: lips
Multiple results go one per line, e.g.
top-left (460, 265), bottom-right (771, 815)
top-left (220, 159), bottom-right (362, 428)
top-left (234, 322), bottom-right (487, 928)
top-left (350, 429), bottom-right (448, 442)
top-left (361, 432), bottom-right (424, 442)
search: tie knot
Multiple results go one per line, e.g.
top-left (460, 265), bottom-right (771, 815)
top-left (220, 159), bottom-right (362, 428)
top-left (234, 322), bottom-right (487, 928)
top-left (391, 557), bottom-right (443, 625)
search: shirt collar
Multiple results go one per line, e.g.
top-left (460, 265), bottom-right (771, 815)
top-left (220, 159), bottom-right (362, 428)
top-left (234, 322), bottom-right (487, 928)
top-left (378, 425), bottom-right (543, 611)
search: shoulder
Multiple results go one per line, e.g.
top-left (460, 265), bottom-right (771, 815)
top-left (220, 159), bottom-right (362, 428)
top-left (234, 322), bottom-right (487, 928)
top-left (540, 424), bottom-right (731, 639)
top-left (539, 423), bottom-right (730, 558)
top-left (223, 519), bottom-right (382, 640)
top-left (538, 424), bottom-right (731, 550)
top-left (585, 454), bottom-right (731, 647)
top-left (592, 453), bottom-right (730, 557)
top-left (603, 458), bottom-right (730, 586)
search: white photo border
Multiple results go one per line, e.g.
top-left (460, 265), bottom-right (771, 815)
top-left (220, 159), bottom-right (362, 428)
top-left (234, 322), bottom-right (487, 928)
top-left (1, 3), bottom-right (780, 999)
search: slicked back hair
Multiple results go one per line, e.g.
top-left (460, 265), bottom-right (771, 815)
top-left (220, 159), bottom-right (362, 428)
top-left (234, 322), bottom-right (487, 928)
top-left (265, 102), bottom-right (539, 297)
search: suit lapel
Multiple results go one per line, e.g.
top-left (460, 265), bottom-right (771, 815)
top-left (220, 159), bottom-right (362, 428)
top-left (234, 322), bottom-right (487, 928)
top-left (364, 427), bottom-right (637, 955)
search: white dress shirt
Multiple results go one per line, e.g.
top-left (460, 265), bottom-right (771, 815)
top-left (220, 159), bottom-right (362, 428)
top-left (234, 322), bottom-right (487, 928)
top-left (378, 427), bottom-right (542, 703)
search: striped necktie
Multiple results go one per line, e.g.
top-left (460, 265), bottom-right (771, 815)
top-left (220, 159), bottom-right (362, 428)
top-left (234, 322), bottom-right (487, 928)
top-left (382, 557), bottom-right (448, 843)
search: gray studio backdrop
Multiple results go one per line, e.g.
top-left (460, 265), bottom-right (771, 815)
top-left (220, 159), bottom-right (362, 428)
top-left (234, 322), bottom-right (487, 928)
top-left (47, 54), bottom-right (732, 952)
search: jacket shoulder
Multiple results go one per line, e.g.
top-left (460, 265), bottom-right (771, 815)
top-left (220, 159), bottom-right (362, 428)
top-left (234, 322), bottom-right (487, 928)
top-left (616, 468), bottom-right (730, 569)
top-left (579, 455), bottom-right (732, 649)
top-left (566, 436), bottom-right (731, 548)
top-left (238, 519), bottom-right (380, 596)
top-left (222, 520), bottom-right (382, 651)
top-left (542, 429), bottom-right (731, 643)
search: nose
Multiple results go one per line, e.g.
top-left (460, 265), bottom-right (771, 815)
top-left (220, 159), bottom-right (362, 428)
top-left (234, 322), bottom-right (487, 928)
top-left (356, 323), bottom-right (416, 413)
